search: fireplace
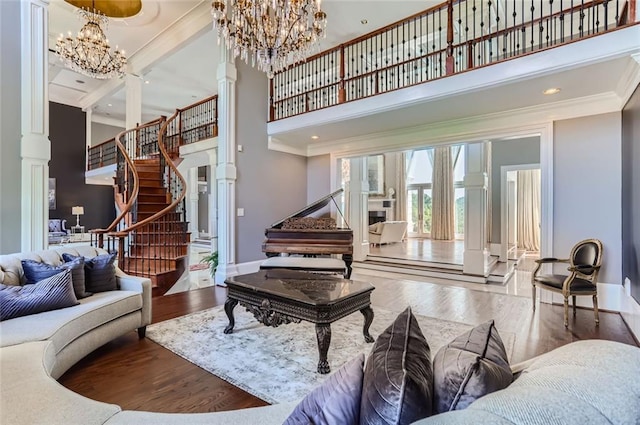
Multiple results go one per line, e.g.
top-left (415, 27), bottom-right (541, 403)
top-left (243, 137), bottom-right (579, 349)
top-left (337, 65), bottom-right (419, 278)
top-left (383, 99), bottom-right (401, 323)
top-left (369, 210), bottom-right (386, 225)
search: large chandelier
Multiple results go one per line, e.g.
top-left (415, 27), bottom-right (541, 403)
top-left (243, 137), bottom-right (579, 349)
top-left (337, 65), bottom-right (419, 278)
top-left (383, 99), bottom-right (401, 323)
top-left (211, 0), bottom-right (327, 78)
top-left (55, 6), bottom-right (126, 79)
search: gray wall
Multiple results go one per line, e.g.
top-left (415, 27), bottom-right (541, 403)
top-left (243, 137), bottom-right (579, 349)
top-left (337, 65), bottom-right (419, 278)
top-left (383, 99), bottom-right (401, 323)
top-left (489, 137), bottom-right (540, 243)
top-left (235, 62), bottom-right (307, 263)
top-left (50, 103), bottom-right (116, 230)
top-left (622, 84), bottom-right (640, 302)
top-left (91, 122), bottom-right (124, 146)
top-left (307, 154), bottom-right (331, 203)
top-left (0, 0), bottom-right (22, 254)
top-left (554, 112), bottom-right (622, 284)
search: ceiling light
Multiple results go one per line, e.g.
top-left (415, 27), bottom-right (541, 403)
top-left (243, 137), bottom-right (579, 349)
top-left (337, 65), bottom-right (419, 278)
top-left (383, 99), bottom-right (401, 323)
top-left (211, 0), bottom-right (327, 78)
top-left (75, 79), bottom-right (85, 84)
top-left (55, 5), bottom-right (126, 79)
top-left (311, 135), bottom-right (319, 140)
top-left (361, 19), bottom-right (368, 25)
top-left (543, 87), bottom-right (561, 95)
top-left (107, 103), bottom-right (112, 107)
top-left (144, 80), bottom-right (150, 84)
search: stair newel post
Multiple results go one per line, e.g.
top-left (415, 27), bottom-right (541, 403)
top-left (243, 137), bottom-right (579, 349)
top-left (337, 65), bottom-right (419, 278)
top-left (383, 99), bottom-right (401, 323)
top-left (446, 0), bottom-right (455, 74)
top-left (117, 235), bottom-right (125, 269)
top-left (177, 108), bottom-right (183, 148)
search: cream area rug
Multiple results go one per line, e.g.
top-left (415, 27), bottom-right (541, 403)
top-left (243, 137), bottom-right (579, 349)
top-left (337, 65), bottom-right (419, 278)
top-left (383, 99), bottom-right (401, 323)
top-left (147, 306), bottom-right (515, 404)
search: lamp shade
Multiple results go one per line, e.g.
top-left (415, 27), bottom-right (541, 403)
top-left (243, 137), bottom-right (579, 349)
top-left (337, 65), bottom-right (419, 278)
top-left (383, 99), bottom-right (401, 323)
top-left (72, 206), bottom-right (84, 215)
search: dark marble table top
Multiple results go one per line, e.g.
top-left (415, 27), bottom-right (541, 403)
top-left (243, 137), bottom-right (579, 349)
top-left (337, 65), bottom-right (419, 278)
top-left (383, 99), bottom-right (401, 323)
top-left (225, 269), bottom-right (374, 306)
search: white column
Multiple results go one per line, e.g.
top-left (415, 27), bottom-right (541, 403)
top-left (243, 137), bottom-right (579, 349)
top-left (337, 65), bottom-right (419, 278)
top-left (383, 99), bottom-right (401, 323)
top-left (85, 107), bottom-right (92, 170)
top-left (125, 73), bottom-right (142, 129)
top-left (347, 157), bottom-right (370, 262)
top-left (463, 142), bottom-right (489, 277)
top-left (187, 167), bottom-right (198, 241)
top-left (21, 0), bottom-right (50, 251)
top-left (207, 150), bottom-right (218, 252)
top-left (214, 46), bottom-right (238, 285)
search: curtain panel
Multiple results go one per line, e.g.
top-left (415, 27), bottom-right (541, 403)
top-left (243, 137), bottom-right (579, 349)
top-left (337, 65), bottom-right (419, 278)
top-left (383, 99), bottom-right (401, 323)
top-left (431, 146), bottom-right (455, 240)
top-left (516, 169), bottom-right (541, 251)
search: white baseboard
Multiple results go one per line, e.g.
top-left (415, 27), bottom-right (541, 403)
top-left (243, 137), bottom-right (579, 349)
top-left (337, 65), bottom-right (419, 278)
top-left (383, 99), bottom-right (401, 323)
top-left (547, 281), bottom-right (640, 342)
top-left (489, 243), bottom-right (501, 257)
top-left (214, 260), bottom-right (263, 286)
top-left (236, 260), bottom-right (263, 275)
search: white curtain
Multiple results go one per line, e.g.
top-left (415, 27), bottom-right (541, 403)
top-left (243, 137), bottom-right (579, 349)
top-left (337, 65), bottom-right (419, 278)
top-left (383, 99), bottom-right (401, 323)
top-left (516, 169), bottom-right (541, 252)
top-left (396, 152), bottom-right (408, 222)
top-left (431, 146), bottom-right (455, 240)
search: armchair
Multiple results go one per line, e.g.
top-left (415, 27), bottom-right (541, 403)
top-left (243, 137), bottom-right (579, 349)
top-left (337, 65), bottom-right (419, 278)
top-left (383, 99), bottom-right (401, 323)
top-left (48, 219), bottom-right (69, 244)
top-left (531, 238), bottom-right (603, 327)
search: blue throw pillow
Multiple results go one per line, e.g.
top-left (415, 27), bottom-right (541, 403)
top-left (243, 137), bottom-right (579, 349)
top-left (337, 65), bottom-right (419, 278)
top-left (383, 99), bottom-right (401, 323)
top-left (21, 257), bottom-right (91, 299)
top-left (0, 269), bottom-right (78, 321)
top-left (284, 354), bottom-right (364, 425)
top-left (360, 307), bottom-right (433, 425)
top-left (63, 253), bottom-right (117, 293)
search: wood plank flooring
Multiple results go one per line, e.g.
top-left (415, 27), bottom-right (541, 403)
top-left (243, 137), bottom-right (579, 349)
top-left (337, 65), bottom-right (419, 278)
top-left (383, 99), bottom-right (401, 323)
top-left (58, 275), bottom-right (638, 414)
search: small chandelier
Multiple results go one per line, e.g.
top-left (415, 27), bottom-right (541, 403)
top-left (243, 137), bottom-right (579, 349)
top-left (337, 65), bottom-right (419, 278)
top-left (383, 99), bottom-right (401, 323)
top-left (211, 0), bottom-right (327, 78)
top-left (55, 6), bottom-right (126, 79)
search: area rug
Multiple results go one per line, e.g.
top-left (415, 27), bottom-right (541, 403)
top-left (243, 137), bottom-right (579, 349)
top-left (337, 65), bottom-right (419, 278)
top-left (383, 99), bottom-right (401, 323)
top-left (147, 306), bottom-right (515, 404)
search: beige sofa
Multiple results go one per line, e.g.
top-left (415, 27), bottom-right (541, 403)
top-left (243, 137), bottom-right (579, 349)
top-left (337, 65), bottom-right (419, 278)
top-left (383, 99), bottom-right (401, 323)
top-left (369, 220), bottom-right (408, 245)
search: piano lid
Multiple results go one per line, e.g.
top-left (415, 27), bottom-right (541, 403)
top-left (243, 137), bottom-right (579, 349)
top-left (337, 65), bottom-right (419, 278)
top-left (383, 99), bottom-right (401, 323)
top-left (269, 188), bottom-right (344, 229)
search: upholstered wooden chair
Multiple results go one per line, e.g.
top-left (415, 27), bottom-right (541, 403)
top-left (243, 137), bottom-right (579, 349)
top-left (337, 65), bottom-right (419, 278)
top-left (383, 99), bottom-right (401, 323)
top-left (531, 239), bottom-right (603, 327)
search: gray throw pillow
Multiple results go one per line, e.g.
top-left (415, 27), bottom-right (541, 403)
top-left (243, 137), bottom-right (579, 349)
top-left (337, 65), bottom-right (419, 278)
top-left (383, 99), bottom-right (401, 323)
top-left (284, 354), bottom-right (364, 425)
top-left (22, 257), bottom-right (91, 299)
top-left (432, 319), bottom-right (512, 414)
top-left (63, 253), bottom-right (117, 293)
top-left (0, 269), bottom-right (79, 321)
top-left (360, 307), bottom-right (433, 425)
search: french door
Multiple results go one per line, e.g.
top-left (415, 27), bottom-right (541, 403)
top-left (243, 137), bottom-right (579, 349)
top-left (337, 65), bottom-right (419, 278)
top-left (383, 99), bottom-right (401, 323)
top-left (406, 185), bottom-right (432, 238)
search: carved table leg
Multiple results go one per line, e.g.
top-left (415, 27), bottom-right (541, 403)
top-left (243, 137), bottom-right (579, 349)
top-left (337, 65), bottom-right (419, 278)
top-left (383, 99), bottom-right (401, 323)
top-left (223, 298), bottom-right (238, 334)
top-left (343, 254), bottom-right (353, 279)
top-left (315, 324), bottom-right (332, 374)
top-left (361, 306), bottom-right (375, 343)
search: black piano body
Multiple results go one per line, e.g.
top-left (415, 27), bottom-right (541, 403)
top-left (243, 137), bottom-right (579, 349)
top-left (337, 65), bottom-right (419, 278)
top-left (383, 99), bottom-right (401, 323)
top-left (262, 189), bottom-right (354, 278)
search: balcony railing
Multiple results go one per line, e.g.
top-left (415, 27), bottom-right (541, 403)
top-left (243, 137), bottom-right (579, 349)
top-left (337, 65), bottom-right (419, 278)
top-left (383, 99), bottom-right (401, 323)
top-left (269, 0), bottom-right (635, 121)
top-left (87, 95), bottom-right (218, 170)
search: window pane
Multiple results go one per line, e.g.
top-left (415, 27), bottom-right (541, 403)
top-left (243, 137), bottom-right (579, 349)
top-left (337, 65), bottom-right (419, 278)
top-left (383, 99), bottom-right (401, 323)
top-left (407, 189), bottom-right (419, 233)
top-left (453, 145), bottom-right (465, 182)
top-left (455, 187), bottom-right (465, 236)
top-left (406, 149), bottom-right (433, 185)
top-left (423, 189), bottom-right (432, 234)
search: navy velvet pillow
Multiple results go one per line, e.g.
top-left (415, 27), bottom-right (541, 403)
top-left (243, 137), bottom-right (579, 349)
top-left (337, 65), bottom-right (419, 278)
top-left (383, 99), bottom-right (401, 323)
top-left (432, 319), bottom-right (512, 414)
top-left (360, 307), bottom-right (433, 425)
top-left (63, 253), bottom-right (117, 293)
top-left (21, 257), bottom-right (91, 299)
top-left (0, 269), bottom-right (79, 321)
top-left (284, 354), bottom-right (364, 425)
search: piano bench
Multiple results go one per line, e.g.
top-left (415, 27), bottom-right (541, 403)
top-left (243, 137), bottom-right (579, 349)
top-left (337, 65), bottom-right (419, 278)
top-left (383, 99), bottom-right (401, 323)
top-left (260, 257), bottom-right (348, 278)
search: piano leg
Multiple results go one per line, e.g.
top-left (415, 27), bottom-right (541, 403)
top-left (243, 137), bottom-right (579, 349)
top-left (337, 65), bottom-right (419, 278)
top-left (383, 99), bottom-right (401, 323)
top-left (223, 298), bottom-right (238, 334)
top-left (343, 254), bottom-right (353, 279)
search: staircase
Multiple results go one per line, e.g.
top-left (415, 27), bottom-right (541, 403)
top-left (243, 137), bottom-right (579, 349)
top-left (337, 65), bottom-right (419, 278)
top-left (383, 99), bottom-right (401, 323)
top-left (94, 117), bottom-right (190, 296)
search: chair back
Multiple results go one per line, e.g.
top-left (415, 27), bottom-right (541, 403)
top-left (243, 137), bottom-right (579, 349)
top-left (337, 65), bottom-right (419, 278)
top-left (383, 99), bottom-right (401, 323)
top-left (570, 239), bottom-right (603, 279)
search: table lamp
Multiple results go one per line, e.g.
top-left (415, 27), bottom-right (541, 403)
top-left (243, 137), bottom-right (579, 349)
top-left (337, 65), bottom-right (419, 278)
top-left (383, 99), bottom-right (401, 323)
top-left (72, 206), bottom-right (84, 227)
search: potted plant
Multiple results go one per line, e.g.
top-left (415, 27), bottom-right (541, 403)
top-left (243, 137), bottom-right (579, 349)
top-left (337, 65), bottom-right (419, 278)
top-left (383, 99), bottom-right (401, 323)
top-left (200, 251), bottom-right (218, 278)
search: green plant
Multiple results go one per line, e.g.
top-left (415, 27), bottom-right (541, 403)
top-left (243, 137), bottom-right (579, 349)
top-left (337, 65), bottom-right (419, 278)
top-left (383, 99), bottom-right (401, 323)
top-left (200, 251), bottom-right (219, 278)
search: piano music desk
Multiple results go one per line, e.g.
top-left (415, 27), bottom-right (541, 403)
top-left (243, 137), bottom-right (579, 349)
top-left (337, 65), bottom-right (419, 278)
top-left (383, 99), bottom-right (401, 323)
top-left (223, 269), bottom-right (374, 374)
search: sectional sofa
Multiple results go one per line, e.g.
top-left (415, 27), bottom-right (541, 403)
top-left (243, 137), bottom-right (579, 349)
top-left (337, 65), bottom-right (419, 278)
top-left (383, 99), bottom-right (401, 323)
top-left (1, 247), bottom-right (639, 424)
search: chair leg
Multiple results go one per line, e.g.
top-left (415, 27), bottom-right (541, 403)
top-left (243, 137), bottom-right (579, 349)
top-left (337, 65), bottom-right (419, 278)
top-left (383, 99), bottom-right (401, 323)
top-left (593, 294), bottom-right (600, 326)
top-left (563, 297), bottom-right (569, 328)
top-left (531, 285), bottom-right (536, 311)
top-left (572, 295), bottom-right (577, 316)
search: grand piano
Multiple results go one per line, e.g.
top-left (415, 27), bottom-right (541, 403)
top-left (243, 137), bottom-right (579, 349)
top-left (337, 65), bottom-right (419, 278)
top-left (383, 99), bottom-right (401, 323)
top-left (262, 189), bottom-right (353, 278)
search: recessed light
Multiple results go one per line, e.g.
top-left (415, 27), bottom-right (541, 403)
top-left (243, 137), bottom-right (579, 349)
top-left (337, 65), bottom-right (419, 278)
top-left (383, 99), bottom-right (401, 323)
top-left (75, 79), bottom-right (85, 84)
top-left (311, 135), bottom-right (319, 140)
top-left (361, 19), bottom-right (368, 25)
top-left (107, 103), bottom-right (112, 107)
top-left (543, 87), bottom-right (561, 95)
top-left (144, 80), bottom-right (150, 84)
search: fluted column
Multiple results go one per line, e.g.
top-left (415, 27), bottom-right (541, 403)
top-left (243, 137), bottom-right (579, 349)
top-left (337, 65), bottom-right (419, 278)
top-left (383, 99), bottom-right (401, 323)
top-left (463, 142), bottom-right (489, 277)
top-left (187, 167), bottom-right (198, 241)
top-left (214, 46), bottom-right (238, 285)
top-left (21, 0), bottom-right (50, 251)
top-left (347, 157), bottom-right (370, 262)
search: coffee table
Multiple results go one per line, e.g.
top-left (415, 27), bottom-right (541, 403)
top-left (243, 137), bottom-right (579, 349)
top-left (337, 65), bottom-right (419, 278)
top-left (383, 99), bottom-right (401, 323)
top-left (223, 269), bottom-right (375, 374)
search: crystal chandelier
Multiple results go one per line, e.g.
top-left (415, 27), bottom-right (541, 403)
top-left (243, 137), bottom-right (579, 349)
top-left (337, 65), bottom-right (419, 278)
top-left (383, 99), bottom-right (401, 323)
top-left (211, 0), bottom-right (327, 78)
top-left (55, 7), bottom-right (126, 79)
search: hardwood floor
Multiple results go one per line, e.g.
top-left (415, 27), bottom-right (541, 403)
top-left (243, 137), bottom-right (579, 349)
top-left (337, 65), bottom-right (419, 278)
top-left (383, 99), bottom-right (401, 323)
top-left (58, 275), bottom-right (638, 414)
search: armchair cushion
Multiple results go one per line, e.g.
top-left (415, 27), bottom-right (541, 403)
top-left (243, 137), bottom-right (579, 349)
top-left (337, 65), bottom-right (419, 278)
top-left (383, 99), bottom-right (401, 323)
top-left (48, 219), bottom-right (67, 234)
top-left (534, 274), bottom-right (596, 292)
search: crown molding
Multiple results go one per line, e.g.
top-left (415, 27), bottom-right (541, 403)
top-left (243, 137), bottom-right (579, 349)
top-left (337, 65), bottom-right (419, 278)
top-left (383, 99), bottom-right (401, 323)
top-left (618, 53), bottom-right (640, 107)
top-left (267, 136), bottom-right (307, 156)
top-left (91, 114), bottom-right (125, 128)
